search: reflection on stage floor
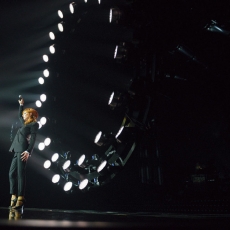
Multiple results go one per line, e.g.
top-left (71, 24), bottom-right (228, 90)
top-left (0, 207), bottom-right (230, 229)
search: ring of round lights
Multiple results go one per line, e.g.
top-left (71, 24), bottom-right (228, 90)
top-left (37, 1), bottom-right (148, 194)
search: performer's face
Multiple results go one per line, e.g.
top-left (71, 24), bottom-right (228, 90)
top-left (22, 112), bottom-right (31, 121)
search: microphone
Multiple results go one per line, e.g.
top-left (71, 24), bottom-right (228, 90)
top-left (19, 95), bottom-right (22, 101)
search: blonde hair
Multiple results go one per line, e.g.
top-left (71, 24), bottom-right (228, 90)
top-left (23, 108), bottom-right (38, 125)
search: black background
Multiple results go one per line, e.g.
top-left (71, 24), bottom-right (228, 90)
top-left (1, 0), bottom-right (230, 212)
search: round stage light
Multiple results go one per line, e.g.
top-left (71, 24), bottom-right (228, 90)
top-left (58, 10), bottom-right (63, 19)
top-left (36, 100), bottom-right (42, 108)
top-left (51, 153), bottom-right (59, 162)
top-left (38, 121), bottom-right (42, 129)
top-left (116, 126), bottom-right (124, 138)
top-left (38, 77), bottom-right (44, 85)
top-left (43, 55), bottom-right (49, 62)
top-left (43, 160), bottom-right (51, 169)
top-left (97, 160), bottom-right (107, 173)
top-left (109, 9), bottom-right (113, 23)
top-left (109, 8), bottom-right (121, 24)
top-left (69, 3), bottom-right (76, 14)
top-left (43, 69), bottom-right (49, 77)
top-left (79, 179), bottom-right (88, 190)
top-left (52, 174), bottom-right (60, 183)
top-left (38, 142), bottom-right (45, 151)
top-left (40, 117), bottom-right (47, 125)
top-left (64, 182), bottom-right (73, 192)
top-left (58, 23), bottom-right (64, 32)
top-left (49, 32), bottom-right (55, 40)
top-left (49, 45), bottom-right (55, 54)
top-left (114, 46), bottom-right (118, 59)
top-left (94, 131), bottom-right (102, 144)
top-left (62, 160), bottom-right (71, 170)
top-left (44, 137), bottom-right (51, 146)
top-left (77, 154), bottom-right (85, 166)
top-left (40, 94), bottom-right (47, 102)
top-left (108, 92), bottom-right (114, 105)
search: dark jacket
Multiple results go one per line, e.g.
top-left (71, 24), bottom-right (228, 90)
top-left (9, 105), bottom-right (39, 155)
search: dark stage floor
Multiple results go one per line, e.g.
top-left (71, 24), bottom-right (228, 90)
top-left (0, 207), bottom-right (230, 229)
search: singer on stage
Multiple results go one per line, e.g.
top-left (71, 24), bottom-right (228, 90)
top-left (9, 97), bottom-right (39, 209)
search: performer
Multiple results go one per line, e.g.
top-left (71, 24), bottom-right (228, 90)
top-left (9, 97), bottom-right (39, 209)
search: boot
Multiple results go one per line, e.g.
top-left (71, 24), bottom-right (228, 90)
top-left (9, 195), bottom-right (17, 209)
top-left (12, 196), bottom-right (25, 210)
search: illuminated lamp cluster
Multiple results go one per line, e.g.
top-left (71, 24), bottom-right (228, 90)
top-left (41, 1), bottom-right (140, 194)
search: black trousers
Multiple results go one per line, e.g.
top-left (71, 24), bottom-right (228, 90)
top-left (9, 152), bottom-right (27, 196)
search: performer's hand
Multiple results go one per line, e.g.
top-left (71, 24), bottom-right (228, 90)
top-left (21, 151), bottom-right (29, 161)
top-left (18, 98), bottom-right (24, 105)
